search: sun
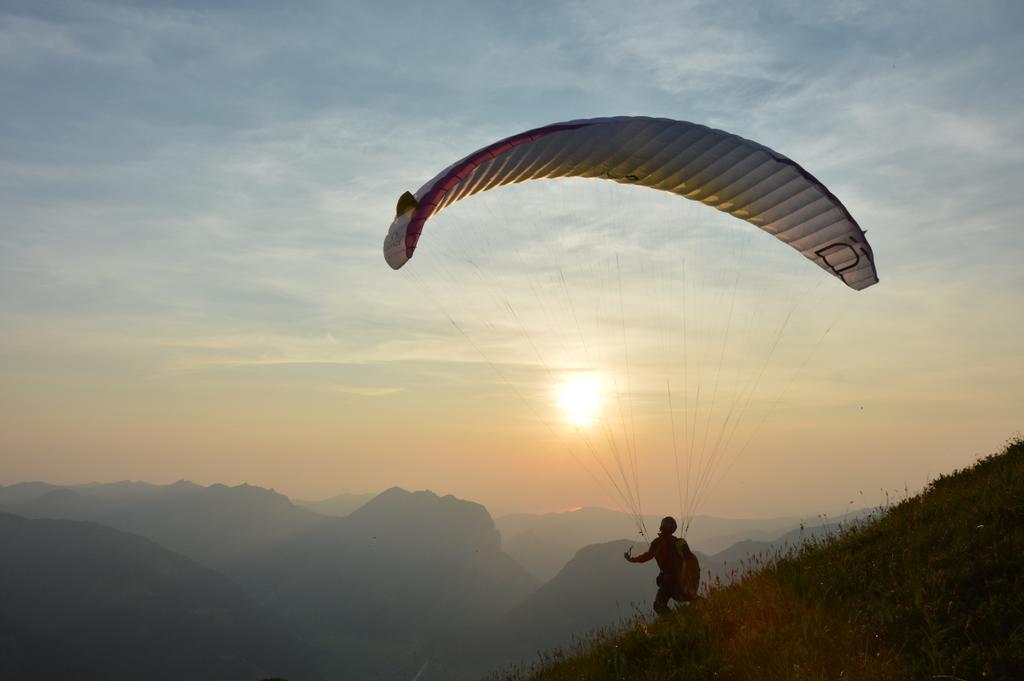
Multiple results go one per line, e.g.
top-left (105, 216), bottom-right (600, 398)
top-left (556, 375), bottom-right (603, 427)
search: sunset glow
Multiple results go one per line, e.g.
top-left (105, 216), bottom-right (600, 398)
top-left (1, 5), bottom-right (1022, 678)
top-left (557, 375), bottom-right (603, 427)
top-left (0, 1), bottom-right (1019, 523)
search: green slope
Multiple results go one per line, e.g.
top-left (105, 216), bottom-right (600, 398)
top-left (505, 437), bottom-right (1024, 681)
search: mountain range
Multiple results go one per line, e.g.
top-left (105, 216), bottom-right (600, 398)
top-left (0, 479), bottom-right (843, 679)
top-left (495, 506), bottom-right (805, 582)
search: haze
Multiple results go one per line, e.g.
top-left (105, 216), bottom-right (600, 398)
top-left (2, 0), bottom-right (1022, 520)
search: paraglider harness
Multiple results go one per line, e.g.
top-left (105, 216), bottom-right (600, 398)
top-left (663, 538), bottom-right (700, 601)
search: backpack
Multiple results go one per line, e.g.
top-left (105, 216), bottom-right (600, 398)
top-left (675, 538), bottom-right (701, 601)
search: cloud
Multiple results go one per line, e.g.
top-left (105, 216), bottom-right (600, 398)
top-left (328, 384), bottom-right (404, 397)
top-left (2, 0), bottom-right (1022, 432)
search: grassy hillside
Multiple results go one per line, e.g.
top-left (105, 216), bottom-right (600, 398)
top-left (505, 437), bottom-right (1023, 681)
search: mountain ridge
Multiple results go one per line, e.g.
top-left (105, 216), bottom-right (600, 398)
top-left (0, 511), bottom-right (326, 681)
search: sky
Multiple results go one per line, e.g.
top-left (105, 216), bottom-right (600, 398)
top-left (1, 0), bottom-right (1022, 520)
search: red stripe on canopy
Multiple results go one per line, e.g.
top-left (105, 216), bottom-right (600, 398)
top-left (404, 122), bottom-right (594, 258)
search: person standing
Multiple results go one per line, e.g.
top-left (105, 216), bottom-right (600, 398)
top-left (625, 516), bottom-right (700, 616)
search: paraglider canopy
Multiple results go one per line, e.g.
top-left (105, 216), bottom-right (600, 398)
top-left (383, 116), bottom-right (878, 290)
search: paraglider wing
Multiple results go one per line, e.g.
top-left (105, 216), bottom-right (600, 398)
top-left (383, 116), bottom-right (878, 290)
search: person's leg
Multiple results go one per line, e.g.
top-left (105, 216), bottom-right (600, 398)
top-left (653, 584), bottom-right (672, 616)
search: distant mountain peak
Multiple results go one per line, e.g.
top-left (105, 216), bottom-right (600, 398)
top-left (190, 484), bottom-right (305, 515)
top-left (357, 487), bottom-right (488, 516)
top-left (378, 485), bottom-right (414, 496)
top-left (346, 487), bottom-right (502, 554)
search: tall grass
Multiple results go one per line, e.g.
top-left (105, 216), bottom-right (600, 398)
top-left (503, 437), bottom-right (1024, 681)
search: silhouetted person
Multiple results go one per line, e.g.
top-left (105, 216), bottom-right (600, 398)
top-left (624, 516), bottom-right (700, 616)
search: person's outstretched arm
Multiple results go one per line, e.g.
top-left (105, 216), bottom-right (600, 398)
top-left (625, 542), bottom-right (656, 563)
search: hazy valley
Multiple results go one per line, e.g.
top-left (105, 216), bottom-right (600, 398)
top-left (0, 479), bottom-right (840, 680)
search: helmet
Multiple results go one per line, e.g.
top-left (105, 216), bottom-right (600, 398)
top-left (659, 516), bottom-right (677, 534)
